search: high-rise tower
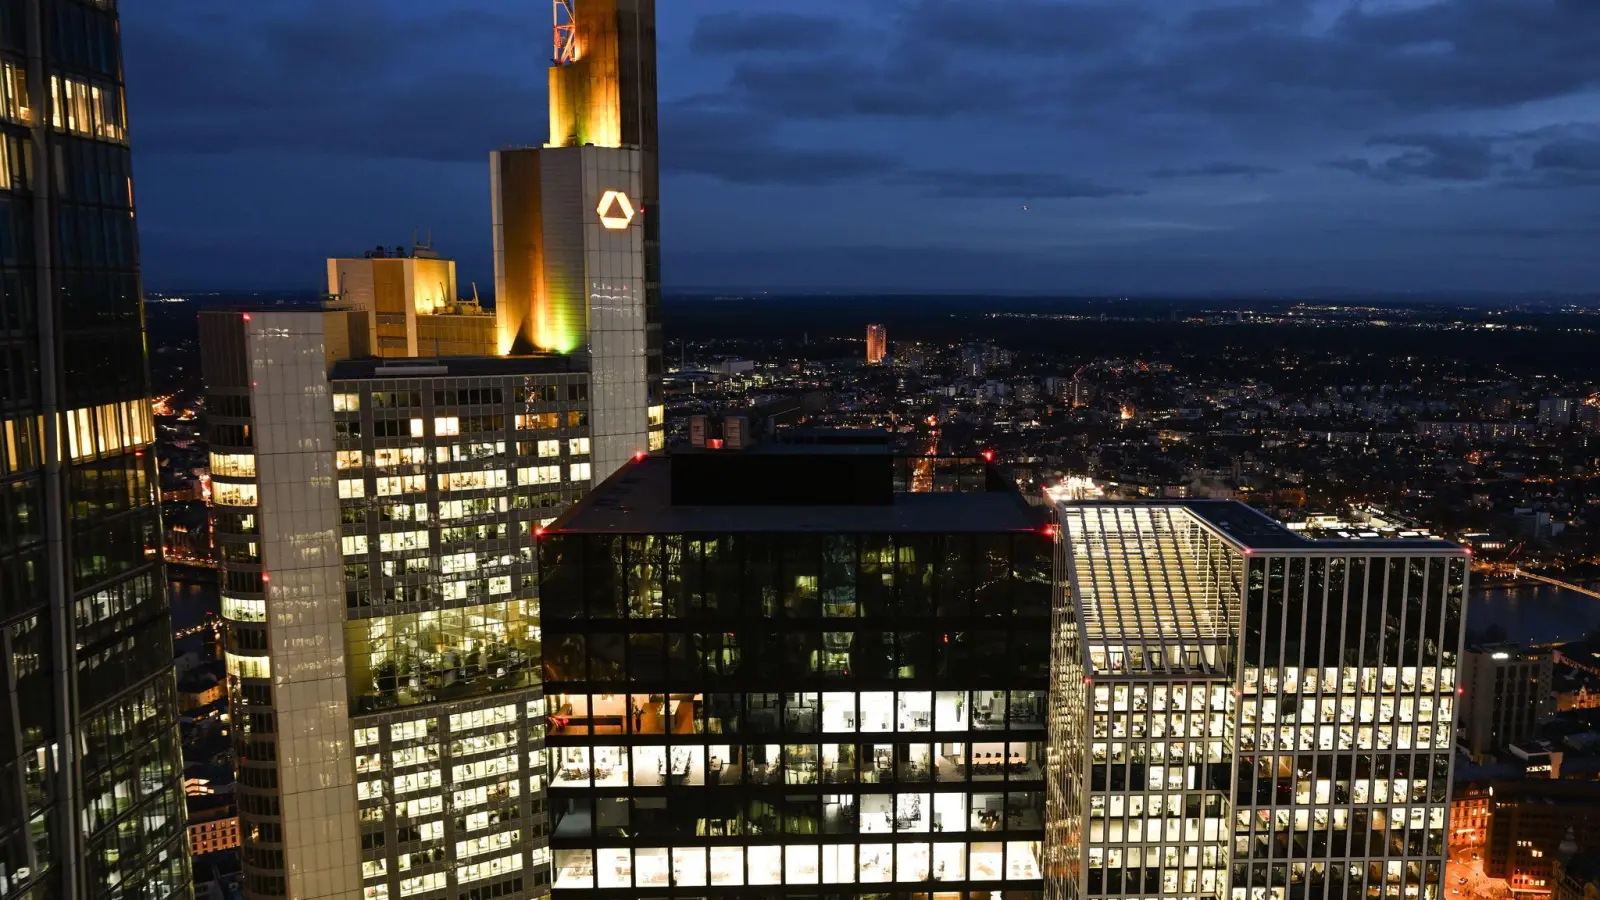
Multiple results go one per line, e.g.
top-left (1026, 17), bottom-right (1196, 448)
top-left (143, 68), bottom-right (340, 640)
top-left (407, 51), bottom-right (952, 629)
top-left (1, 5), bottom-right (190, 900)
top-left (1045, 500), bottom-right (1467, 900)
top-left (493, 0), bottom-right (663, 482)
top-left (201, 308), bottom-right (587, 900)
top-left (866, 324), bottom-right (887, 365)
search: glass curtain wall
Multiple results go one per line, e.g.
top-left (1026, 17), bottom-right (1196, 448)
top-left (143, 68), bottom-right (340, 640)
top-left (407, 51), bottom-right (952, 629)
top-left (2, 3), bottom-right (188, 900)
top-left (539, 530), bottom-right (1052, 897)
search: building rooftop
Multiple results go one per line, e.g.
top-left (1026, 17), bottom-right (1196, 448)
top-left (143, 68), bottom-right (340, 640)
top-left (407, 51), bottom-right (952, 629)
top-left (548, 454), bottom-right (1043, 534)
top-left (1468, 642), bottom-right (1549, 661)
top-left (1054, 499), bottom-right (1463, 676)
top-left (1054, 498), bottom-right (1463, 553)
top-left (329, 354), bottom-right (585, 380)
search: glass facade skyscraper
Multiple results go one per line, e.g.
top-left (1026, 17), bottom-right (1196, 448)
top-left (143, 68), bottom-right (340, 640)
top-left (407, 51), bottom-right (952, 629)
top-left (537, 443), bottom-right (1052, 897)
top-left (1045, 501), bottom-right (1467, 900)
top-left (1, 3), bottom-right (189, 900)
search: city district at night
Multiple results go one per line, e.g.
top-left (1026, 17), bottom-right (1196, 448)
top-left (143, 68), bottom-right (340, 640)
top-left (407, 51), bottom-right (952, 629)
top-left (6, 3), bottom-right (1600, 900)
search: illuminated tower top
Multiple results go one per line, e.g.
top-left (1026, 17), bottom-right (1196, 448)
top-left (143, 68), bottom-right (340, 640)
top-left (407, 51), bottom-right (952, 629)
top-left (547, 0), bottom-right (658, 152)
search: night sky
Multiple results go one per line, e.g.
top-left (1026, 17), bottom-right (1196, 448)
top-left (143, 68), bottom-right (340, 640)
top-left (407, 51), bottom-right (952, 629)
top-left (125, 0), bottom-right (1600, 296)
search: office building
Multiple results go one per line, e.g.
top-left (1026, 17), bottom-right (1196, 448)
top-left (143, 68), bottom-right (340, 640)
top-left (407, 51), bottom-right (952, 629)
top-left (1538, 399), bottom-right (1576, 427)
top-left (1415, 421), bottom-right (1536, 443)
top-left (188, 803), bottom-right (242, 858)
top-left (1451, 782), bottom-right (1490, 853)
top-left (0, 4), bottom-right (190, 900)
top-left (1460, 645), bottom-right (1554, 763)
top-left (328, 245), bottom-right (496, 358)
top-left (493, 0), bottom-right (664, 481)
top-left (1484, 780), bottom-right (1600, 895)
top-left (1046, 500), bottom-right (1468, 900)
top-left (1576, 403), bottom-right (1600, 434)
top-left (866, 325), bottom-right (887, 365)
top-left (537, 436), bottom-right (1052, 895)
top-left (201, 308), bottom-right (607, 900)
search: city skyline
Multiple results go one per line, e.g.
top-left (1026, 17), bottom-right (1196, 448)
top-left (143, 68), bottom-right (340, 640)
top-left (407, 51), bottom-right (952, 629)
top-left (2, 1), bottom-right (1592, 897)
top-left (123, 0), bottom-right (1600, 295)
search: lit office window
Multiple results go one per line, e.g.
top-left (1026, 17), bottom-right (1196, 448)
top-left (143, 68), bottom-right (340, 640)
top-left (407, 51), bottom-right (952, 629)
top-left (212, 482), bottom-right (257, 507)
top-left (210, 452), bottom-right (257, 477)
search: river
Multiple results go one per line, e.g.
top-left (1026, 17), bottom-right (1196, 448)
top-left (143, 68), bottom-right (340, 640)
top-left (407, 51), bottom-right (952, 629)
top-left (1468, 581), bottom-right (1600, 645)
top-left (168, 566), bottom-right (220, 655)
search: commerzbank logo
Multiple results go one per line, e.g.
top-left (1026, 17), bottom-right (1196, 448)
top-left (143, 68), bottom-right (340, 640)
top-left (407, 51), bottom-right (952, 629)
top-left (597, 190), bottom-right (635, 230)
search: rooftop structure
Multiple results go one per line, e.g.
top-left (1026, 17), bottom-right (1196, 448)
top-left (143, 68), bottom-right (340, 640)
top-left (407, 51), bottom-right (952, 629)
top-left (328, 247), bottom-right (496, 358)
top-left (552, 447), bottom-right (1037, 535)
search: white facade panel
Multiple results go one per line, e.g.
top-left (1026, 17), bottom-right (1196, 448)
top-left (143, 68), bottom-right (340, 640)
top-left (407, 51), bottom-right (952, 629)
top-left (576, 145), bottom-right (648, 482)
top-left (245, 313), bottom-right (363, 900)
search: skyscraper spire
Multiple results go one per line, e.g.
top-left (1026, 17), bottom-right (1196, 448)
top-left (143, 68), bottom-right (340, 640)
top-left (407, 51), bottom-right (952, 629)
top-left (493, 0), bottom-right (664, 477)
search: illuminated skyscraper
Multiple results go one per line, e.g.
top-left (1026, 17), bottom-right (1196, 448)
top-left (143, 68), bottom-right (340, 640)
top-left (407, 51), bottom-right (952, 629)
top-left (201, 308), bottom-right (596, 900)
top-left (866, 324), bottom-right (887, 365)
top-left (1045, 500), bottom-right (1467, 900)
top-left (494, 0), bottom-right (663, 482)
top-left (1, 4), bottom-right (190, 900)
top-left (538, 439), bottom-right (1051, 896)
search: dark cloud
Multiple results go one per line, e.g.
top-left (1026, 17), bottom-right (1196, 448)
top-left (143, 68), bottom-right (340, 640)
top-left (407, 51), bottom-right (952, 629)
top-left (1180, 1), bottom-right (1316, 37)
top-left (902, 0), bottom-right (1153, 59)
top-left (123, 1), bottom-right (1600, 293)
top-left (1078, 0), bottom-right (1600, 123)
top-left (1430, 224), bottom-right (1600, 240)
top-left (658, 104), bottom-right (899, 185)
top-left (1325, 125), bottom-right (1600, 188)
top-left (1326, 133), bottom-right (1502, 183)
top-left (1328, 0), bottom-right (1600, 112)
top-left (661, 103), bottom-right (1134, 200)
top-left (891, 169), bottom-right (1142, 200)
top-left (697, 0), bottom-right (1600, 129)
top-left (1367, 133), bottom-right (1501, 181)
top-left (689, 12), bottom-right (842, 54)
top-left (125, 2), bottom-right (541, 162)
top-left (689, 0), bottom-right (1152, 124)
top-left (723, 54), bottom-right (1028, 120)
top-left (1528, 135), bottom-right (1600, 186)
top-left (1148, 162), bottom-right (1280, 179)
top-left (1533, 138), bottom-right (1600, 171)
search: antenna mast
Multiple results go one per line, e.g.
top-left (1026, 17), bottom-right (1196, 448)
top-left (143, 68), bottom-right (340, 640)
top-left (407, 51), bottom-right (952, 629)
top-left (553, 0), bottom-right (579, 65)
